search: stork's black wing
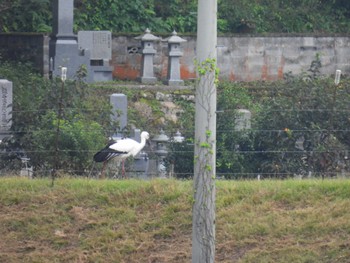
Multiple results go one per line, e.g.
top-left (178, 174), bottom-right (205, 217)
top-left (93, 141), bottom-right (127, 162)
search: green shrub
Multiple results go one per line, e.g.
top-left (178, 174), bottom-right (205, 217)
top-left (30, 111), bottom-right (105, 175)
top-left (251, 71), bottom-right (350, 178)
top-left (0, 62), bottom-right (110, 176)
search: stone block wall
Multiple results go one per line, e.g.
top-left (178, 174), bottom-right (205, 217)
top-left (1, 33), bottom-right (350, 82)
top-left (112, 34), bottom-right (350, 82)
top-left (216, 36), bottom-right (344, 81)
top-left (0, 33), bottom-right (50, 78)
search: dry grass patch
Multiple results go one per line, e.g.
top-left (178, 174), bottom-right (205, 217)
top-left (1, 178), bottom-right (350, 262)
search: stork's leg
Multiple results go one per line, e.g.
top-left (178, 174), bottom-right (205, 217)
top-left (100, 161), bottom-right (107, 179)
top-left (121, 159), bottom-right (125, 178)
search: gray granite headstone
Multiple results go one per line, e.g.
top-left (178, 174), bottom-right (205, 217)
top-left (110, 94), bottom-right (127, 136)
top-left (127, 129), bottom-right (150, 179)
top-left (78, 31), bottom-right (113, 82)
top-left (50, 0), bottom-right (89, 80)
top-left (50, 0), bottom-right (112, 83)
top-left (0, 80), bottom-right (12, 140)
top-left (235, 109), bottom-right (251, 131)
top-left (78, 31), bottom-right (112, 61)
top-left (109, 94), bottom-right (150, 178)
top-left (52, 0), bottom-right (74, 39)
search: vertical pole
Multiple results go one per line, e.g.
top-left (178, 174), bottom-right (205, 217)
top-left (52, 67), bottom-right (67, 187)
top-left (192, 0), bottom-right (217, 262)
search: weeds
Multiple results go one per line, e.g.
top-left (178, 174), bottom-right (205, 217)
top-left (1, 177), bottom-right (350, 262)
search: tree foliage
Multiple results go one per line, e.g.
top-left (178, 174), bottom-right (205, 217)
top-left (168, 59), bottom-right (350, 179)
top-left (214, 58), bottom-right (350, 179)
top-left (0, 62), bottom-right (110, 175)
top-left (0, 59), bottom-right (350, 178)
top-left (251, 74), bottom-right (350, 178)
top-left (0, 0), bottom-right (350, 33)
top-left (0, 0), bottom-right (51, 32)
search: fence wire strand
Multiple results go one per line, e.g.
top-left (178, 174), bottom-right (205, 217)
top-left (3, 105), bottom-right (350, 178)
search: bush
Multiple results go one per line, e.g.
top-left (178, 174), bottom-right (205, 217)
top-left (184, 68), bottom-right (350, 179)
top-left (216, 82), bottom-right (260, 178)
top-left (252, 75), bottom-right (350, 178)
top-left (0, 62), bottom-right (110, 176)
top-left (30, 111), bottom-right (105, 175)
top-left (1, 0), bottom-right (350, 34)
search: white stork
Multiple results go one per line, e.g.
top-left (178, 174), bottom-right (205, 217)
top-left (93, 131), bottom-right (150, 177)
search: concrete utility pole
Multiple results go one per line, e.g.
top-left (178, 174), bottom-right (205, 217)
top-left (192, 0), bottom-right (217, 262)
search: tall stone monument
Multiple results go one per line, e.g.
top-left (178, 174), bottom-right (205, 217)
top-left (50, 0), bottom-right (84, 79)
top-left (50, 0), bottom-right (112, 82)
top-left (110, 93), bottom-right (128, 137)
top-left (0, 80), bottom-right (12, 141)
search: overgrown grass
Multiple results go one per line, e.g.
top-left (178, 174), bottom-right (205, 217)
top-left (1, 177), bottom-right (350, 262)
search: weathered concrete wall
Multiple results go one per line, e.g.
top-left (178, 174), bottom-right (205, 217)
top-left (111, 34), bottom-right (197, 81)
top-left (0, 33), bottom-right (50, 78)
top-left (1, 33), bottom-right (349, 82)
top-left (216, 36), bottom-right (346, 81)
top-left (113, 35), bottom-right (350, 82)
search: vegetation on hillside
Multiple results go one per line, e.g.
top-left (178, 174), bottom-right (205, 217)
top-left (0, 62), bottom-right (110, 176)
top-left (1, 177), bottom-right (350, 262)
top-left (217, 59), bottom-right (350, 179)
top-left (0, 59), bottom-right (349, 178)
top-left (0, 0), bottom-right (349, 34)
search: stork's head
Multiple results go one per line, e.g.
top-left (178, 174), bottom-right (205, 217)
top-left (141, 131), bottom-right (150, 140)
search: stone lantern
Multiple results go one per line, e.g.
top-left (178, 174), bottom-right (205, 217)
top-left (169, 130), bottom-right (185, 177)
top-left (152, 129), bottom-right (169, 178)
top-left (173, 130), bottom-right (185, 143)
top-left (165, 31), bottom-right (187, 86)
top-left (135, 28), bottom-right (160, 84)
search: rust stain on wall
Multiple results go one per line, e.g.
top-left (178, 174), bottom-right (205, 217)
top-left (278, 57), bottom-right (285, 79)
top-left (229, 71), bottom-right (236, 81)
top-left (180, 65), bottom-right (196, 79)
top-left (160, 57), bottom-right (168, 79)
top-left (113, 65), bottom-right (139, 80)
top-left (261, 64), bottom-right (268, 80)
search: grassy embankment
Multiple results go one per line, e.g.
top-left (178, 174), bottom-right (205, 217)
top-left (1, 177), bottom-right (350, 262)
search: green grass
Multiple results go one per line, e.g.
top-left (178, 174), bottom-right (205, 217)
top-left (1, 177), bottom-right (350, 262)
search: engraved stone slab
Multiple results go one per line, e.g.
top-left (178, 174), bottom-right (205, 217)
top-left (0, 80), bottom-right (12, 133)
top-left (110, 93), bottom-right (127, 133)
top-left (78, 31), bottom-right (112, 60)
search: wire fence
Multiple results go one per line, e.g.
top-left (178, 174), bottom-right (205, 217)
top-left (2, 141), bottom-right (348, 179)
top-left (2, 105), bottom-right (350, 179)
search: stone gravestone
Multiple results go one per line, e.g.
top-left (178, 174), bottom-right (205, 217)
top-left (50, 0), bottom-right (88, 80)
top-left (50, 0), bottom-right (112, 82)
top-left (78, 31), bottom-right (113, 82)
top-left (110, 93), bottom-right (128, 137)
top-left (78, 31), bottom-right (112, 61)
top-left (109, 94), bottom-right (149, 178)
top-left (0, 80), bottom-right (12, 141)
top-left (235, 109), bottom-right (251, 131)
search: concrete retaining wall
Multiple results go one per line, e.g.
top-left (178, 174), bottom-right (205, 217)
top-left (0, 33), bottom-right (50, 78)
top-left (113, 35), bottom-right (350, 82)
top-left (1, 33), bottom-right (350, 81)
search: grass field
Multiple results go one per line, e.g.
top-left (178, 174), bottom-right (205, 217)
top-left (1, 177), bottom-right (350, 262)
